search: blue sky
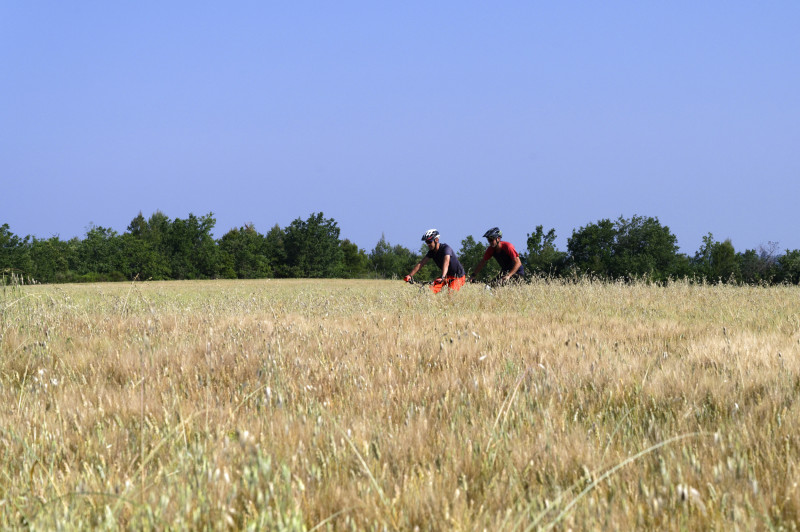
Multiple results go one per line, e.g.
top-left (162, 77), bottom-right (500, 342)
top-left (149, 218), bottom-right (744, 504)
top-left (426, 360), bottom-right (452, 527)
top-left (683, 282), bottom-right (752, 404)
top-left (2, 2), bottom-right (798, 256)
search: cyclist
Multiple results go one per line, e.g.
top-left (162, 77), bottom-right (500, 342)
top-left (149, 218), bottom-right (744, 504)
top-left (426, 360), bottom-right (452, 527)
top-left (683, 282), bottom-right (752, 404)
top-left (404, 229), bottom-right (466, 293)
top-left (469, 227), bottom-right (525, 284)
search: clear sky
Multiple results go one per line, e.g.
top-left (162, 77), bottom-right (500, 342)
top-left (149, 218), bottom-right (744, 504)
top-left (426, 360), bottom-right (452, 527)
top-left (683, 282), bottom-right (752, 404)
top-left (2, 2), bottom-right (798, 256)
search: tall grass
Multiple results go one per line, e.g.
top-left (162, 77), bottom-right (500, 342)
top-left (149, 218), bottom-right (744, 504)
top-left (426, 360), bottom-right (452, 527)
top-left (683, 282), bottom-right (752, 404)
top-left (1, 278), bottom-right (798, 529)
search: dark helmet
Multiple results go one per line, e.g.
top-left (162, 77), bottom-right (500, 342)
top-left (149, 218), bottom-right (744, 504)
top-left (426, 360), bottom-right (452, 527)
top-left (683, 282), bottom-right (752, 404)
top-left (422, 228), bottom-right (440, 243)
top-left (483, 227), bottom-right (502, 240)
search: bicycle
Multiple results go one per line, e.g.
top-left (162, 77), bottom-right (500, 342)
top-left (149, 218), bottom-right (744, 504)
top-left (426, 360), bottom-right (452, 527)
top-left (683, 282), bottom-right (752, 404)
top-left (404, 275), bottom-right (461, 293)
top-left (467, 273), bottom-right (528, 290)
top-left (404, 276), bottom-right (436, 293)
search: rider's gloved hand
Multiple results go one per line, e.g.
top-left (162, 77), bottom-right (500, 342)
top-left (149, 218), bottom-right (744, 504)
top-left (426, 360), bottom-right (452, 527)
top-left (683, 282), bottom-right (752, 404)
top-left (435, 277), bottom-right (444, 284)
top-left (404, 275), bottom-right (411, 282)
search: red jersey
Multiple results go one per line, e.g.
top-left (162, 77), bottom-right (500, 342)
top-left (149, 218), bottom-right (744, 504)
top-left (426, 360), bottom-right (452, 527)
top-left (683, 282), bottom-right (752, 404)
top-left (483, 241), bottom-right (522, 274)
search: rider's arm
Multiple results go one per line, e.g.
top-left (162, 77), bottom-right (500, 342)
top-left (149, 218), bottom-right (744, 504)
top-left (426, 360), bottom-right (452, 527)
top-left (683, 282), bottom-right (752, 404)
top-left (503, 256), bottom-right (522, 280)
top-left (471, 258), bottom-right (488, 279)
top-left (440, 254), bottom-right (450, 279)
top-left (408, 256), bottom-right (429, 277)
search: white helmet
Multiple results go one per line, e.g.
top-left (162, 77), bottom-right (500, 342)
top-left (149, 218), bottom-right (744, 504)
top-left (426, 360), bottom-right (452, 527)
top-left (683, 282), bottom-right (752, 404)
top-left (422, 229), bottom-right (440, 243)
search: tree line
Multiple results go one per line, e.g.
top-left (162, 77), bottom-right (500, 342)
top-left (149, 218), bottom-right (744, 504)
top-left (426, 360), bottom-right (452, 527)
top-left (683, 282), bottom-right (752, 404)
top-left (2, 211), bottom-right (799, 285)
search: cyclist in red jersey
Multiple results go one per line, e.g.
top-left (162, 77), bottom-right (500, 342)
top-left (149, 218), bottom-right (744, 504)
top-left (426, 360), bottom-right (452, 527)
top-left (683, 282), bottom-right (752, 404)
top-left (468, 227), bottom-right (525, 284)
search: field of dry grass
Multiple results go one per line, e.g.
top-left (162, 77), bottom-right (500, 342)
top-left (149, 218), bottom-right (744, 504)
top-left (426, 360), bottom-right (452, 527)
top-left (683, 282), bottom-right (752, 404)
top-left (1, 278), bottom-right (799, 530)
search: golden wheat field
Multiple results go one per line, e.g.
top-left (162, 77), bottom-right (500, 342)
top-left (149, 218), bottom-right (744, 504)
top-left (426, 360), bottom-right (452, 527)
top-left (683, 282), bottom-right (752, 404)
top-left (1, 278), bottom-right (799, 530)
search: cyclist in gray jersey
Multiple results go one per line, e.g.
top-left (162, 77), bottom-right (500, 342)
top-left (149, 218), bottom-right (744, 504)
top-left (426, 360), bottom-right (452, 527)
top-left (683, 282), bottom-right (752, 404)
top-left (405, 229), bottom-right (466, 293)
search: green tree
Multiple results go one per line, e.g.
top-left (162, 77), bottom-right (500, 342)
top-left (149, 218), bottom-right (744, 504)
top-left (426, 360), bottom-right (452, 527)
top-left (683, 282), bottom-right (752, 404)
top-left (738, 242), bottom-right (779, 284)
top-left (283, 212), bottom-right (344, 278)
top-left (264, 224), bottom-right (288, 277)
top-left (567, 216), bottom-right (684, 281)
top-left (692, 233), bottom-right (740, 282)
top-left (612, 215), bottom-right (683, 281)
top-left (78, 224), bottom-right (125, 281)
top-left (458, 236), bottom-right (484, 275)
top-left (0, 224), bottom-right (32, 280)
top-left (29, 236), bottom-right (76, 283)
top-left (369, 235), bottom-right (419, 279)
top-left (165, 213), bottom-right (220, 279)
top-left (776, 249), bottom-right (800, 284)
top-left (525, 226), bottom-right (567, 277)
top-left (340, 239), bottom-right (370, 278)
top-left (218, 224), bottom-right (271, 279)
top-left (127, 212), bottom-right (148, 238)
top-left (123, 211), bottom-right (172, 279)
top-left (567, 218), bottom-right (616, 278)
top-left (711, 239), bottom-right (739, 282)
